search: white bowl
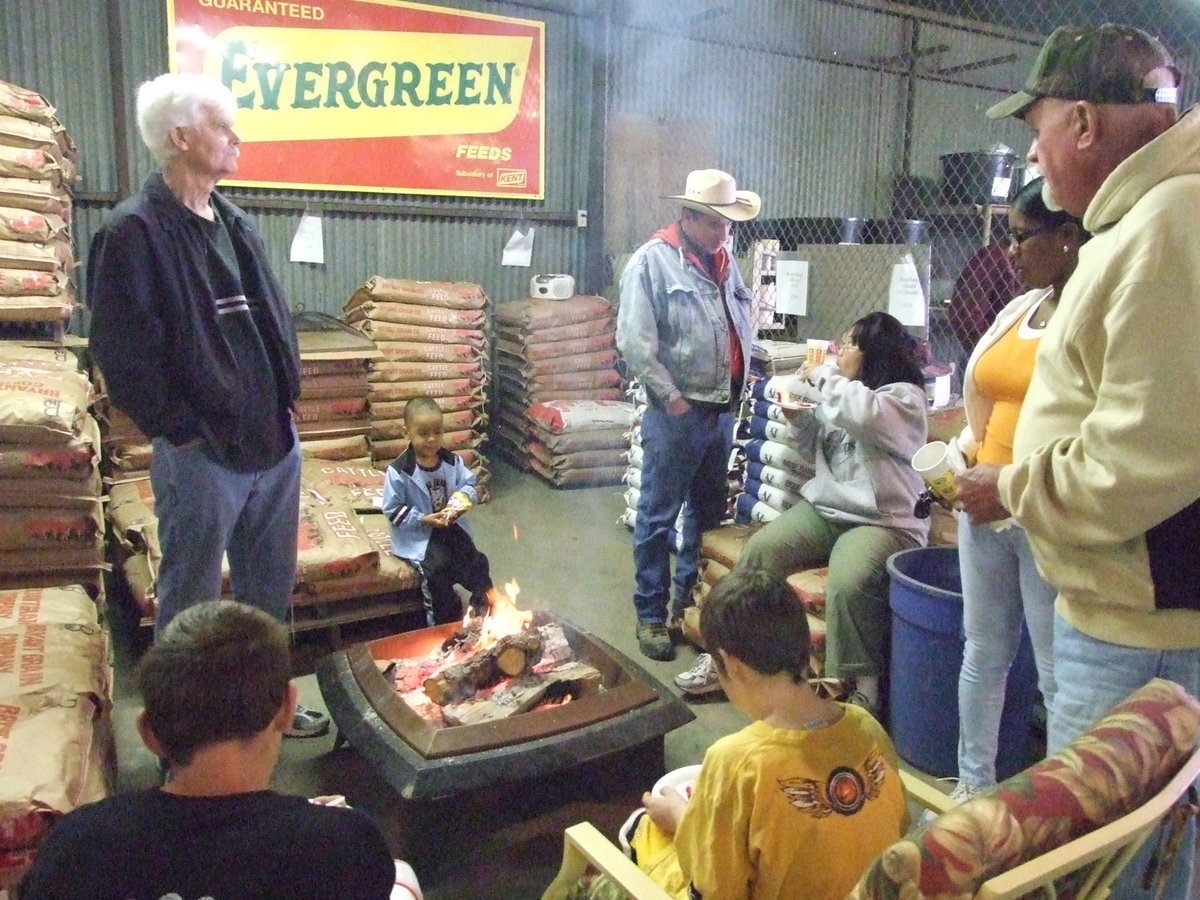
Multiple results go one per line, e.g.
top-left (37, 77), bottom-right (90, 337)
top-left (653, 764), bottom-right (702, 799)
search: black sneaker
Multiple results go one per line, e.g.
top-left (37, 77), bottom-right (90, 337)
top-left (636, 622), bottom-right (674, 661)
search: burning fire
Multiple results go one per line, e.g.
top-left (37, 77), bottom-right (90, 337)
top-left (463, 579), bottom-right (533, 646)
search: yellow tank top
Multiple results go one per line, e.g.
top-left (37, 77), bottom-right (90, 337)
top-left (973, 303), bottom-right (1046, 465)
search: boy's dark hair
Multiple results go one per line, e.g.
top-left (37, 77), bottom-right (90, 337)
top-left (700, 566), bottom-right (810, 684)
top-left (136, 600), bottom-right (291, 766)
top-left (849, 310), bottom-right (926, 391)
top-left (403, 395), bottom-right (442, 424)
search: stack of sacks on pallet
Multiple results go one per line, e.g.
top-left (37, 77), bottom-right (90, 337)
top-left (343, 277), bottom-right (490, 499)
top-left (90, 367), bottom-right (151, 483)
top-left (0, 345), bottom-right (105, 593)
top-left (491, 295), bottom-right (621, 472)
top-left (619, 381), bottom-right (744, 531)
top-left (693, 524), bottom-right (829, 676)
top-left (293, 312), bottom-right (378, 457)
top-left (735, 376), bottom-right (816, 524)
top-left (0, 584), bottom-right (113, 891)
top-left (105, 473), bottom-right (410, 626)
top-left (522, 398), bottom-right (634, 488)
top-left (0, 80), bottom-right (78, 341)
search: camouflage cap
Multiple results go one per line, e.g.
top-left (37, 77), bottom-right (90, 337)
top-left (987, 23), bottom-right (1180, 120)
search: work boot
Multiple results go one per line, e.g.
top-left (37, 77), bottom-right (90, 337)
top-left (636, 622), bottom-right (674, 661)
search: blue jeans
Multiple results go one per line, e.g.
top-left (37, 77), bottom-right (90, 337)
top-left (1050, 615), bottom-right (1200, 899)
top-left (957, 517), bottom-right (1056, 790)
top-left (150, 427), bottom-right (301, 634)
top-left (632, 404), bottom-right (732, 624)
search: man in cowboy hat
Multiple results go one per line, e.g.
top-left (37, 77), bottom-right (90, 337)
top-left (617, 168), bottom-right (760, 661)
top-left (956, 26), bottom-right (1200, 896)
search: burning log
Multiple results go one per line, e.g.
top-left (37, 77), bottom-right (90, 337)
top-left (441, 661), bottom-right (603, 726)
top-left (423, 627), bottom-right (543, 705)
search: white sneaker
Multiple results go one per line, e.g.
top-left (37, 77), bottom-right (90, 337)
top-left (674, 653), bottom-right (723, 696)
top-left (918, 779), bottom-right (979, 826)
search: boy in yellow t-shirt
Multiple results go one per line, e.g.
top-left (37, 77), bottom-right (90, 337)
top-left (625, 567), bottom-right (908, 899)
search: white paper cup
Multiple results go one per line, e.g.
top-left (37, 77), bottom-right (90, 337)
top-left (912, 441), bottom-right (958, 502)
top-left (806, 339), bottom-right (830, 366)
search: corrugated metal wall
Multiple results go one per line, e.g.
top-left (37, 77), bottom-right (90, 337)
top-left (4, 0), bottom-right (1069, 324)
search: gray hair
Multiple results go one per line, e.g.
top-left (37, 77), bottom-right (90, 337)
top-left (136, 73), bottom-right (237, 167)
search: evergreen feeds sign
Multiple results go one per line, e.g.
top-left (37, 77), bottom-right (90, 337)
top-left (167, 0), bottom-right (545, 198)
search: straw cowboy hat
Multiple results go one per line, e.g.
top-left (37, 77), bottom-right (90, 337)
top-left (666, 169), bottom-right (761, 221)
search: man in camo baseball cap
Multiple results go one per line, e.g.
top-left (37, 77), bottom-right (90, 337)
top-left (987, 23), bottom-right (1179, 120)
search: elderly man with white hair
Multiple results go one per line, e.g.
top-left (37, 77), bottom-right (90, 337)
top-left (86, 73), bottom-right (327, 738)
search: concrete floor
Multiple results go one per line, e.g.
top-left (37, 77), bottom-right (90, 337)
top-left (107, 459), bottom-right (750, 900)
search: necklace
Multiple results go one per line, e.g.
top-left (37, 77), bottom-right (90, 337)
top-left (1029, 293), bottom-right (1057, 329)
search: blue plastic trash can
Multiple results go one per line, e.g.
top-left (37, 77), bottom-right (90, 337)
top-left (886, 546), bottom-right (1038, 779)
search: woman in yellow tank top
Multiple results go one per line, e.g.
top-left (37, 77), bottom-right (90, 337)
top-left (948, 177), bottom-right (1087, 802)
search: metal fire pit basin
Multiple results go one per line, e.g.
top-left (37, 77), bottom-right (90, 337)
top-left (315, 610), bottom-right (695, 800)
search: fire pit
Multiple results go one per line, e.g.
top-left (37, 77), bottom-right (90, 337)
top-left (316, 610), bottom-right (694, 800)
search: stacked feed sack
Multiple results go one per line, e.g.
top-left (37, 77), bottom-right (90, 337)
top-left (294, 311), bottom-right (379, 460)
top-left (522, 397), bottom-right (634, 488)
top-left (0, 345), bottom-right (105, 593)
top-left (0, 584), bottom-right (113, 891)
top-left (90, 366), bottom-right (151, 484)
top-left (735, 376), bottom-right (815, 525)
top-left (0, 80), bottom-right (78, 342)
top-left (491, 295), bottom-right (621, 472)
top-left (343, 277), bottom-right (490, 499)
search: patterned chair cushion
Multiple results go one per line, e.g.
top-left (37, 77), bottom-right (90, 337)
top-left (787, 566), bottom-right (828, 616)
top-left (849, 678), bottom-right (1200, 900)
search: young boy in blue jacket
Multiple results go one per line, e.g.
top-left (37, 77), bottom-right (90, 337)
top-left (382, 396), bottom-right (494, 624)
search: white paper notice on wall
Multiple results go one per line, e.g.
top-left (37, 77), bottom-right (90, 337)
top-left (887, 252), bottom-right (926, 326)
top-left (289, 212), bottom-right (324, 264)
top-left (775, 259), bottom-right (809, 316)
top-left (502, 227), bottom-right (534, 267)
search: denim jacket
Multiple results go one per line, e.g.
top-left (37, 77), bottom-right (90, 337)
top-left (617, 235), bottom-right (754, 407)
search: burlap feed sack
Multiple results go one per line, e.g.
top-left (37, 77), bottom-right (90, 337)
top-left (496, 332), bottom-right (613, 362)
top-left (367, 407), bottom-right (482, 442)
top-left (0, 81), bottom-right (55, 123)
top-left (493, 295), bottom-right (612, 328)
top-left (500, 348), bottom-right (618, 379)
top-left (528, 443), bottom-right (627, 472)
top-left (509, 386), bottom-right (623, 406)
top-left (0, 236), bottom-right (72, 272)
top-left (0, 268), bottom-right (68, 298)
top-left (343, 300), bottom-right (485, 330)
top-left (295, 499), bottom-right (380, 586)
top-left (299, 356), bottom-right (369, 378)
top-left (0, 293), bottom-right (73, 321)
top-left (0, 418), bottom-right (97, 481)
top-left (526, 399), bottom-right (636, 433)
top-left (298, 372), bottom-right (369, 400)
top-left (371, 338), bottom-right (484, 364)
top-left (529, 459), bottom-right (626, 488)
top-left (0, 115), bottom-right (59, 154)
top-left (369, 391), bottom-right (487, 422)
top-left (0, 585), bottom-right (99, 628)
top-left (105, 477), bottom-right (155, 555)
top-left (0, 365), bottom-right (90, 444)
top-left (367, 359), bottom-right (486, 384)
top-left (299, 434), bottom-right (370, 461)
top-left (369, 428), bottom-right (481, 462)
top-left (0, 621), bottom-right (109, 698)
top-left (0, 349), bottom-right (76, 381)
top-left (494, 315), bottom-right (613, 345)
top-left (699, 523), bottom-right (763, 569)
top-left (523, 369), bottom-right (622, 393)
top-left (0, 502), bottom-right (102, 552)
top-left (0, 476), bottom-right (101, 512)
top-left (102, 442), bottom-right (153, 474)
top-left (0, 177), bottom-right (69, 218)
top-left (531, 425), bottom-right (630, 453)
top-left (301, 458), bottom-right (385, 512)
top-left (0, 535), bottom-right (104, 579)
top-left (294, 420), bottom-right (370, 441)
top-left (0, 206), bottom-right (65, 243)
top-left (354, 319), bottom-right (486, 349)
top-left (0, 145), bottom-right (65, 186)
top-left (366, 380), bottom-right (482, 404)
top-left (293, 395), bottom-right (368, 425)
top-left (345, 277), bottom-right (487, 311)
top-left (0, 690), bottom-right (100, 825)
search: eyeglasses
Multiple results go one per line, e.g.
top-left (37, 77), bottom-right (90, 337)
top-left (1007, 228), bottom-right (1053, 248)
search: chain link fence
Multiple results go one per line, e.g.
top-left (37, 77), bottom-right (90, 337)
top-left (733, 0), bottom-right (1199, 393)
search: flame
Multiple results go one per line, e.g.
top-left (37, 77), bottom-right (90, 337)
top-left (463, 579), bottom-right (532, 646)
top-left (512, 522), bottom-right (520, 541)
